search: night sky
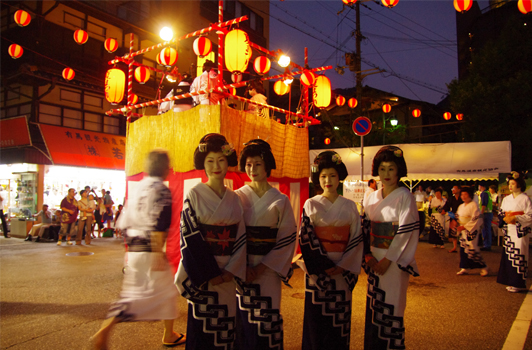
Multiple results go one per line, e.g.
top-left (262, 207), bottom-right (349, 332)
top-left (267, 0), bottom-right (491, 104)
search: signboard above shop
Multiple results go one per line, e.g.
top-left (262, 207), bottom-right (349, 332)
top-left (0, 116), bottom-right (32, 149)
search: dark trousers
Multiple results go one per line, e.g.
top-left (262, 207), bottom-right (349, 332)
top-left (0, 209), bottom-right (8, 236)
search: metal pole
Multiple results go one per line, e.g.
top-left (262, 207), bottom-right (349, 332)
top-left (361, 135), bottom-right (364, 181)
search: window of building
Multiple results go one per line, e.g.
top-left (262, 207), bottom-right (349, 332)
top-left (87, 21), bottom-right (106, 38)
top-left (84, 94), bottom-right (103, 108)
top-left (85, 112), bottom-right (102, 132)
top-left (6, 88), bottom-right (21, 101)
top-left (63, 108), bottom-right (82, 128)
top-left (63, 11), bottom-right (84, 28)
top-left (39, 104), bottom-right (62, 125)
top-left (103, 116), bottom-right (120, 135)
top-left (60, 89), bottom-right (81, 103)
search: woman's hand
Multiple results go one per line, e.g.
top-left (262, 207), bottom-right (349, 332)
top-left (246, 264), bottom-right (266, 282)
top-left (325, 266), bottom-right (345, 276)
top-left (504, 215), bottom-right (516, 224)
top-left (211, 270), bottom-right (234, 285)
top-left (373, 258), bottom-right (391, 275)
top-left (365, 254), bottom-right (378, 269)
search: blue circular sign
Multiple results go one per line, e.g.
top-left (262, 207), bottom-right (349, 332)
top-left (352, 117), bottom-right (372, 136)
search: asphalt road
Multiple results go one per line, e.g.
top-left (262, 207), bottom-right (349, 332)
top-left (1, 235), bottom-right (531, 350)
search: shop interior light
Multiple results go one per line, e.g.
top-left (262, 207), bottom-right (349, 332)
top-left (166, 75), bottom-right (177, 83)
top-left (334, 126), bottom-right (340, 130)
top-left (283, 76), bottom-right (293, 85)
top-left (278, 54), bottom-right (290, 67)
top-left (159, 27), bottom-right (173, 41)
top-left (390, 118), bottom-right (398, 126)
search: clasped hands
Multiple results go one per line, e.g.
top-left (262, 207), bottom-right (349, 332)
top-left (365, 255), bottom-right (391, 275)
top-left (210, 270), bottom-right (234, 286)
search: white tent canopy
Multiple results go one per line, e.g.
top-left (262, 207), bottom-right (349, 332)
top-left (310, 141), bottom-right (512, 181)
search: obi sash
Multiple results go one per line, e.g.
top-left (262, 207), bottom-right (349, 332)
top-left (314, 225), bottom-right (350, 252)
top-left (126, 235), bottom-right (151, 253)
top-left (246, 226), bottom-right (279, 255)
top-left (370, 221), bottom-right (399, 249)
top-left (506, 211), bottom-right (524, 217)
top-left (200, 223), bottom-right (238, 256)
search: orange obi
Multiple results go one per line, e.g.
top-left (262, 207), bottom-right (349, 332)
top-left (314, 226), bottom-right (350, 252)
top-left (506, 211), bottom-right (524, 217)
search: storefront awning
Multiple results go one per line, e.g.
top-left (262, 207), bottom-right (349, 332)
top-left (39, 124), bottom-right (125, 170)
top-left (0, 116), bottom-right (31, 148)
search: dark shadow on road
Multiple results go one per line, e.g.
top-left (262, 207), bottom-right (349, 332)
top-left (0, 302), bottom-right (109, 317)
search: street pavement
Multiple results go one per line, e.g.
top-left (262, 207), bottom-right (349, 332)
top-left (1, 235), bottom-right (531, 350)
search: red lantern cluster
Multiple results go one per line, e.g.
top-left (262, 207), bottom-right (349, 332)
top-left (381, 0), bottom-right (399, 8)
top-left (73, 29), bottom-right (88, 45)
top-left (253, 56), bottom-right (271, 75)
top-left (443, 112), bottom-right (452, 120)
top-left (14, 10), bottom-right (31, 27)
top-left (336, 95), bottom-right (346, 106)
top-left (382, 104), bottom-right (391, 113)
top-left (104, 38), bottom-right (118, 53)
top-left (193, 37), bottom-right (212, 57)
top-left (8, 44), bottom-right (23, 59)
top-left (454, 0), bottom-right (473, 13)
top-left (158, 47), bottom-right (178, 67)
top-left (412, 109), bottom-right (421, 118)
top-left (456, 113), bottom-right (464, 121)
top-left (348, 98), bottom-right (358, 109)
top-left (300, 70), bottom-right (316, 87)
top-left (134, 66), bottom-right (150, 84)
top-left (518, 0), bottom-right (532, 14)
top-left (62, 68), bottom-right (75, 81)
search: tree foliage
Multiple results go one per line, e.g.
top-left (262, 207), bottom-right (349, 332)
top-left (448, 17), bottom-right (532, 170)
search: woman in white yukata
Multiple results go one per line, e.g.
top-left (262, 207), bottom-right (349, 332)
top-left (298, 151), bottom-right (363, 350)
top-left (175, 133), bottom-right (247, 350)
top-left (428, 187), bottom-right (447, 249)
top-left (455, 186), bottom-right (489, 277)
top-left (234, 139), bottom-right (297, 350)
top-left (363, 146), bottom-right (419, 350)
top-left (91, 150), bottom-right (186, 349)
top-left (497, 171), bottom-right (532, 293)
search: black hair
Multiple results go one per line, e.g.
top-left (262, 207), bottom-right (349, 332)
top-left (507, 171), bottom-right (527, 192)
top-left (247, 79), bottom-right (265, 95)
top-left (202, 59), bottom-right (216, 72)
top-left (434, 187), bottom-right (443, 195)
top-left (489, 185), bottom-right (497, 191)
top-left (193, 133), bottom-right (238, 170)
top-left (368, 179), bottom-right (376, 186)
top-left (371, 145), bottom-right (407, 179)
top-left (80, 190), bottom-right (86, 196)
top-left (460, 185), bottom-right (474, 199)
top-left (310, 150), bottom-right (348, 185)
top-left (239, 139), bottom-right (276, 177)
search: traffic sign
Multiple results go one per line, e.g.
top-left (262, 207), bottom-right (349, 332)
top-left (352, 117), bottom-right (372, 136)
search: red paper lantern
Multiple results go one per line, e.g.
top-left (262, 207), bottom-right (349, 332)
top-left (456, 113), bottom-right (464, 121)
top-left (454, 0), bottom-right (473, 13)
top-left (381, 0), bottom-right (399, 8)
top-left (129, 94), bottom-right (138, 105)
top-left (274, 80), bottom-right (290, 96)
top-left (348, 98), bottom-right (358, 109)
top-left (158, 47), bottom-right (178, 67)
top-left (443, 112), bottom-right (452, 120)
top-left (231, 73), bottom-right (243, 83)
top-left (224, 29), bottom-right (252, 74)
top-left (336, 95), bottom-right (346, 106)
top-left (62, 68), bottom-right (75, 81)
top-left (324, 138), bottom-right (331, 145)
top-left (73, 29), bottom-right (88, 45)
top-left (254, 56), bottom-right (271, 75)
top-left (104, 38), bottom-right (118, 53)
top-left (8, 44), bottom-right (23, 59)
top-left (412, 109), bottom-right (421, 118)
top-left (313, 75), bottom-right (332, 108)
top-left (193, 37), bottom-right (212, 57)
top-left (518, 0), bottom-right (532, 14)
top-left (300, 70), bottom-right (316, 87)
top-left (105, 68), bottom-right (125, 104)
top-left (342, 0), bottom-right (357, 4)
top-left (134, 66), bottom-right (150, 84)
top-left (14, 10), bottom-right (31, 27)
top-left (382, 104), bottom-right (391, 113)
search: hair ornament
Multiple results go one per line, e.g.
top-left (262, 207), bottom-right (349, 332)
top-left (311, 163), bottom-right (319, 173)
top-left (394, 149), bottom-right (403, 157)
top-left (221, 143), bottom-right (235, 157)
top-left (331, 153), bottom-right (342, 164)
top-left (511, 171), bottom-right (520, 179)
top-left (198, 143), bottom-right (208, 152)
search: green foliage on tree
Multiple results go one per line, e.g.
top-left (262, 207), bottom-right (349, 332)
top-left (448, 17), bottom-right (532, 170)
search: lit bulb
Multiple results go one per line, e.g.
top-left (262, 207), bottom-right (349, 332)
top-left (166, 75), bottom-right (177, 83)
top-left (159, 27), bottom-right (173, 41)
top-left (278, 55), bottom-right (290, 68)
top-left (283, 77), bottom-right (293, 85)
top-left (390, 118), bottom-right (398, 126)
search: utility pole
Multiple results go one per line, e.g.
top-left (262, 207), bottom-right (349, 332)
top-left (355, 2), bottom-right (362, 98)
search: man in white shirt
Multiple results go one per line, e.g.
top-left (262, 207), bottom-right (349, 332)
top-left (0, 187), bottom-right (10, 238)
top-left (413, 185), bottom-right (427, 209)
top-left (77, 189), bottom-right (96, 245)
top-left (363, 179), bottom-right (377, 207)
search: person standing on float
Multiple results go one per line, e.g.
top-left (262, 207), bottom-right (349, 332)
top-left (497, 171), bottom-right (532, 293)
top-left (175, 133), bottom-right (247, 350)
top-left (298, 151), bottom-right (363, 350)
top-left (363, 146), bottom-right (419, 350)
top-left (234, 139), bottom-right (297, 350)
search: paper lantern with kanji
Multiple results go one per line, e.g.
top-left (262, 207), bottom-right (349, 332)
top-left (62, 68), bottom-right (75, 81)
top-left (134, 66), bottom-right (150, 84)
top-left (158, 47), bottom-right (178, 67)
top-left (313, 75), bottom-right (332, 108)
top-left (193, 37), bottom-right (212, 57)
top-left (348, 98), bottom-right (358, 108)
top-left (412, 109), bottom-right (421, 118)
top-left (443, 112), bottom-right (452, 120)
top-left (456, 113), bottom-right (464, 121)
top-left (274, 80), bottom-right (290, 96)
top-left (300, 70), bottom-right (316, 87)
top-left (73, 29), bottom-right (88, 45)
top-left (518, 0), bottom-right (532, 14)
top-left (224, 29), bottom-right (252, 74)
top-left (336, 95), bottom-right (346, 106)
top-left (382, 104), bottom-right (391, 113)
top-left (454, 0), bottom-right (473, 13)
top-left (254, 56), bottom-right (271, 75)
top-left (104, 38), bottom-right (118, 53)
top-left (129, 94), bottom-right (138, 105)
top-left (324, 138), bottom-right (331, 145)
top-left (8, 44), bottom-right (23, 59)
top-left (381, 0), bottom-right (399, 8)
top-left (105, 68), bottom-right (126, 104)
top-left (14, 10), bottom-right (31, 27)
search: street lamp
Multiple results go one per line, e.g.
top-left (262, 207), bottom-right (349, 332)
top-left (278, 54), bottom-right (290, 67)
top-left (159, 27), bottom-right (173, 41)
top-left (390, 118), bottom-right (398, 126)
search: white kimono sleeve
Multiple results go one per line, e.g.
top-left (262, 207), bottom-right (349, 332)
top-left (336, 202), bottom-right (363, 275)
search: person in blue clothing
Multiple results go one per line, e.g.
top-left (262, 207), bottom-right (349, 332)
top-left (478, 183), bottom-right (493, 251)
